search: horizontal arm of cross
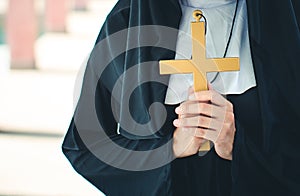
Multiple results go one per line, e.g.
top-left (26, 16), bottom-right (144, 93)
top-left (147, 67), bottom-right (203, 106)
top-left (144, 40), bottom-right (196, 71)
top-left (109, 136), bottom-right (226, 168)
top-left (204, 57), bottom-right (240, 72)
top-left (159, 60), bottom-right (197, 75)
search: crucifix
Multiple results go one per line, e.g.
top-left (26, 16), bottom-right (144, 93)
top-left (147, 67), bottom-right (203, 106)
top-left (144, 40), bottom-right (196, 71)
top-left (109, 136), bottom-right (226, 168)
top-left (159, 10), bottom-right (240, 155)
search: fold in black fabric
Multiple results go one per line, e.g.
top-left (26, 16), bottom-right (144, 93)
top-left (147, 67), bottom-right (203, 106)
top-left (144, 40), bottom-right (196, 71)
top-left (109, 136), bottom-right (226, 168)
top-left (62, 0), bottom-right (300, 195)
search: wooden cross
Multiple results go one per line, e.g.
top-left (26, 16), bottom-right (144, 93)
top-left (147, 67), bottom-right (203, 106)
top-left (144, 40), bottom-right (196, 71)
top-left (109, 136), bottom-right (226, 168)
top-left (159, 10), bottom-right (240, 154)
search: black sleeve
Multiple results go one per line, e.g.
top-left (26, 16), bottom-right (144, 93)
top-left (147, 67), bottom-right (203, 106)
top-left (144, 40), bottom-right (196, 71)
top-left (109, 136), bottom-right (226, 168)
top-left (62, 4), bottom-right (175, 195)
top-left (292, 0), bottom-right (300, 30)
top-left (62, 80), bottom-right (174, 195)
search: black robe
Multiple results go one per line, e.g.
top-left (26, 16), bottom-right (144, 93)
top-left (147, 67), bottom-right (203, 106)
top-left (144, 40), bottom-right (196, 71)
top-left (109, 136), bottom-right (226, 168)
top-left (62, 0), bottom-right (300, 195)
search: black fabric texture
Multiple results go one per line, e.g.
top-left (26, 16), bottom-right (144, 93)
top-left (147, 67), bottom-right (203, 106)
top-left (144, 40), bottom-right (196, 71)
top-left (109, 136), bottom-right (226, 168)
top-left (62, 0), bottom-right (300, 195)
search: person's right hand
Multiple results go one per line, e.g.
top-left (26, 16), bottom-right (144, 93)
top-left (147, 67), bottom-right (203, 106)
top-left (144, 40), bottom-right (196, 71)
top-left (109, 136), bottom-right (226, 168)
top-left (172, 85), bottom-right (236, 160)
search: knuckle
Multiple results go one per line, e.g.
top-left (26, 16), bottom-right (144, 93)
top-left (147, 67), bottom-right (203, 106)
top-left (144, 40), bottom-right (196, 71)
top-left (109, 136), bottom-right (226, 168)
top-left (227, 112), bottom-right (235, 122)
top-left (203, 103), bottom-right (209, 112)
top-left (232, 127), bottom-right (236, 134)
top-left (222, 124), bottom-right (230, 134)
top-left (197, 116), bottom-right (204, 125)
top-left (198, 103), bottom-right (205, 112)
top-left (209, 92), bottom-right (214, 101)
top-left (204, 117), bottom-right (211, 127)
top-left (181, 104), bottom-right (186, 113)
top-left (195, 92), bottom-right (201, 99)
top-left (228, 102), bottom-right (234, 111)
top-left (196, 128), bottom-right (204, 136)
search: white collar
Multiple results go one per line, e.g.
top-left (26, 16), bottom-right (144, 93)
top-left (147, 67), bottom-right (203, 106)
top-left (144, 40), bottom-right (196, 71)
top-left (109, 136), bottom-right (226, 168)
top-left (165, 0), bottom-right (257, 104)
top-left (180, 0), bottom-right (236, 8)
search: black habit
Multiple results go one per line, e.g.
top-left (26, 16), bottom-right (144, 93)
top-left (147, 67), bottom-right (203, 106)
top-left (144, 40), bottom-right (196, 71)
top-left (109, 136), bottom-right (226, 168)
top-left (62, 0), bottom-right (300, 195)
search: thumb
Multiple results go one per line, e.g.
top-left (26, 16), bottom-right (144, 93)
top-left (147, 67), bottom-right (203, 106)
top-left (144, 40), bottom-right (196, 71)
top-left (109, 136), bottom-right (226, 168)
top-left (208, 83), bottom-right (214, 91)
top-left (188, 86), bottom-right (194, 95)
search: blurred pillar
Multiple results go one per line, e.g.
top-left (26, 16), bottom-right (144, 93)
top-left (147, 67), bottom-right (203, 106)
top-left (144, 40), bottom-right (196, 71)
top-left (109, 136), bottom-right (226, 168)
top-left (45, 0), bottom-right (68, 32)
top-left (74, 0), bottom-right (89, 11)
top-left (6, 0), bottom-right (37, 69)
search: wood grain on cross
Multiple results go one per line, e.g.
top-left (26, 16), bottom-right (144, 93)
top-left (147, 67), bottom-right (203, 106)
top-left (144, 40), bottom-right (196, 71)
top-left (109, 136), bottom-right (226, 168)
top-left (159, 10), bottom-right (240, 154)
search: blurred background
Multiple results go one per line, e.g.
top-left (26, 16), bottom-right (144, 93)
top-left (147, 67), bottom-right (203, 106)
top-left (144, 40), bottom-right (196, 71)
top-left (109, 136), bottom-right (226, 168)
top-left (0, 0), bottom-right (117, 195)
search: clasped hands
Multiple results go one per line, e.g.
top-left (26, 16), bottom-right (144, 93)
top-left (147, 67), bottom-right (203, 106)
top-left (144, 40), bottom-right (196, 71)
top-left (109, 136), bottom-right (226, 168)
top-left (172, 85), bottom-right (236, 160)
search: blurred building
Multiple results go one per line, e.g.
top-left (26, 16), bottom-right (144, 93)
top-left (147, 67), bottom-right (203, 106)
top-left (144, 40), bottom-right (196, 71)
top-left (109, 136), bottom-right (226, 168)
top-left (3, 0), bottom-right (112, 70)
top-left (0, 0), bottom-right (117, 195)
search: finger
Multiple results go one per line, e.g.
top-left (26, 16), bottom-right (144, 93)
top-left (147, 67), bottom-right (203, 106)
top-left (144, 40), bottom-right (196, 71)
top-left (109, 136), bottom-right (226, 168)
top-left (176, 127), bottom-right (209, 141)
top-left (178, 113), bottom-right (197, 119)
top-left (188, 86), bottom-right (194, 95)
top-left (176, 102), bottom-right (225, 118)
top-left (194, 127), bottom-right (220, 143)
top-left (174, 115), bottom-right (223, 131)
top-left (215, 113), bottom-right (235, 141)
top-left (182, 127), bottom-right (219, 143)
top-left (179, 127), bottom-right (203, 138)
top-left (189, 90), bottom-right (224, 106)
top-left (208, 83), bottom-right (214, 91)
top-left (189, 91), bottom-right (233, 111)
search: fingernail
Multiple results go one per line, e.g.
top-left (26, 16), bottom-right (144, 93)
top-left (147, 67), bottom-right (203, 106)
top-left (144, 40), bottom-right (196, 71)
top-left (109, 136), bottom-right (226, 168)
top-left (175, 107), bottom-right (182, 114)
top-left (173, 119), bottom-right (180, 127)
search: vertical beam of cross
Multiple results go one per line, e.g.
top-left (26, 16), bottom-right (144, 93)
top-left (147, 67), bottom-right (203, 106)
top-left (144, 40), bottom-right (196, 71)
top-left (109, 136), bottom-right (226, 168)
top-left (159, 10), bottom-right (240, 154)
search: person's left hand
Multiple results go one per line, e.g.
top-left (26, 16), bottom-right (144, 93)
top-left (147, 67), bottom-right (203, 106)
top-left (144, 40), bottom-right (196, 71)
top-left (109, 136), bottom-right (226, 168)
top-left (173, 85), bottom-right (236, 160)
